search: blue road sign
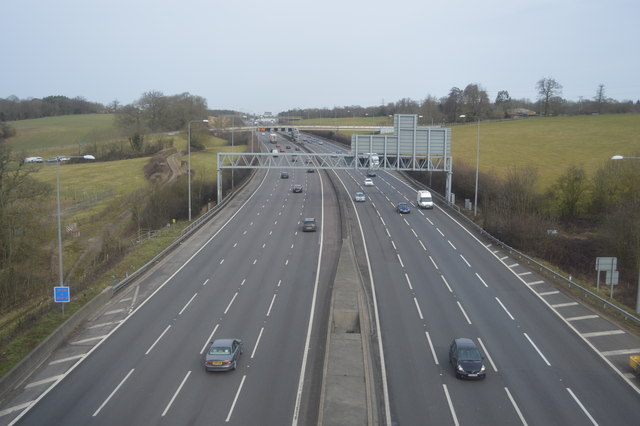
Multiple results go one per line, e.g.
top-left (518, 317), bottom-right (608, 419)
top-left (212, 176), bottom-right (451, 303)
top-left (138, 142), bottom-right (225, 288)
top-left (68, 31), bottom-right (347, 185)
top-left (53, 286), bottom-right (70, 303)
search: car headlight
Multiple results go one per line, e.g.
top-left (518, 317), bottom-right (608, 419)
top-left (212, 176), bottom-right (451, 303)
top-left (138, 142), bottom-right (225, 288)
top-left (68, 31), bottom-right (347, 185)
top-left (480, 365), bottom-right (486, 372)
top-left (457, 365), bottom-right (465, 372)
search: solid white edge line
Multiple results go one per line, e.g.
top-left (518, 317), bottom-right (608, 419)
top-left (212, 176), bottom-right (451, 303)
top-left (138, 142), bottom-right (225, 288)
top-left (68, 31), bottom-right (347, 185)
top-left (476, 337), bottom-right (498, 372)
top-left (162, 370), bottom-right (191, 417)
top-left (292, 168), bottom-right (325, 426)
top-left (504, 387), bottom-right (528, 426)
top-left (226, 374), bottom-right (247, 422)
top-left (92, 368), bottom-right (135, 416)
top-left (251, 327), bottom-right (264, 359)
top-left (442, 384), bottom-right (460, 426)
top-left (200, 324), bottom-right (219, 354)
top-left (566, 388), bottom-right (599, 425)
top-left (425, 332), bottom-right (439, 365)
top-left (145, 325), bottom-right (172, 355)
top-left (523, 332), bottom-right (551, 366)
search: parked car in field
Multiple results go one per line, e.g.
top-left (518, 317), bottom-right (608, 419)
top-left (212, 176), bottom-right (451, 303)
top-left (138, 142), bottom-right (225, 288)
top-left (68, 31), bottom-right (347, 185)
top-left (24, 156), bottom-right (44, 163)
top-left (204, 338), bottom-right (243, 371)
top-left (449, 338), bottom-right (486, 379)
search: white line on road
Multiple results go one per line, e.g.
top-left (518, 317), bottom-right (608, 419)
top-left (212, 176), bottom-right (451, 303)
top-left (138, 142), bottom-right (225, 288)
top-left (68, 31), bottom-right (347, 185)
top-left (459, 254), bottom-right (470, 267)
top-left (224, 292), bottom-right (238, 314)
top-left (441, 275), bottom-right (453, 293)
top-left (71, 335), bottom-right (107, 345)
top-left (437, 228), bottom-right (445, 237)
top-left (145, 325), bottom-right (171, 355)
top-left (601, 348), bottom-right (640, 356)
top-left (552, 302), bottom-right (578, 308)
top-left (162, 370), bottom-right (191, 417)
top-left (178, 293), bottom-right (198, 316)
top-left (442, 384), bottom-right (459, 426)
top-left (566, 388), bottom-right (598, 425)
top-left (226, 375), bottom-right (247, 422)
top-left (88, 320), bottom-right (122, 329)
top-left (528, 280), bottom-right (544, 285)
top-left (49, 354), bottom-right (85, 365)
top-left (425, 332), bottom-right (438, 365)
top-left (93, 368), bottom-right (135, 416)
top-left (518, 271), bottom-right (532, 276)
top-left (200, 324), bottom-right (219, 354)
top-left (504, 387), bottom-right (528, 425)
top-left (475, 273), bottom-right (488, 288)
top-left (583, 330), bottom-right (625, 338)
top-left (524, 333), bottom-right (551, 366)
top-left (429, 256), bottom-right (439, 270)
top-left (414, 297), bottom-right (424, 320)
top-left (419, 240), bottom-right (427, 251)
top-left (404, 273), bottom-right (413, 290)
top-left (391, 240), bottom-right (397, 250)
top-left (539, 290), bottom-right (560, 296)
top-left (25, 375), bottom-right (64, 389)
top-left (567, 314), bottom-right (599, 321)
top-left (220, 259), bottom-right (225, 265)
top-left (252, 328), bottom-right (264, 359)
top-left (457, 301), bottom-right (472, 325)
top-left (104, 308), bottom-right (125, 315)
top-left (477, 337), bottom-right (497, 372)
top-left (0, 401), bottom-right (33, 418)
top-left (203, 278), bottom-right (209, 286)
top-left (397, 254), bottom-right (404, 268)
top-left (448, 240), bottom-right (457, 250)
top-left (267, 294), bottom-right (277, 317)
top-left (495, 297), bottom-right (515, 320)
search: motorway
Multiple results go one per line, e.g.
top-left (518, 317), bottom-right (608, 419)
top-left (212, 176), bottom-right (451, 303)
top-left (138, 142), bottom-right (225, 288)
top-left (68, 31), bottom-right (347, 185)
top-left (8, 133), bottom-right (340, 425)
top-left (309, 136), bottom-right (640, 425)
top-left (3, 132), bottom-right (640, 425)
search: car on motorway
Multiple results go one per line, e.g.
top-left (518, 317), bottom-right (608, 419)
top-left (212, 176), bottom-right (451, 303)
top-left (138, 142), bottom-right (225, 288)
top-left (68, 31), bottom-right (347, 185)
top-left (307, 168), bottom-right (314, 173)
top-left (286, 145), bottom-right (291, 149)
top-left (302, 217), bottom-right (317, 232)
top-left (331, 152), bottom-right (338, 157)
top-left (354, 192), bottom-right (366, 202)
top-left (295, 147), bottom-right (300, 151)
top-left (292, 184), bottom-right (303, 193)
top-left (204, 338), bottom-right (243, 371)
top-left (366, 169), bottom-right (377, 177)
top-left (280, 171), bottom-right (289, 179)
top-left (318, 141), bottom-right (324, 145)
top-left (279, 148), bottom-right (285, 152)
top-left (449, 338), bottom-right (486, 379)
top-left (364, 178), bottom-right (374, 186)
top-left (396, 202), bottom-right (411, 214)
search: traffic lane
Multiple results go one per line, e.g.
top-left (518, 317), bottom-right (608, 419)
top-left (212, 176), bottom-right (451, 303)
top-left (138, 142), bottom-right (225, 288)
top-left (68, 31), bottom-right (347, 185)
top-left (358, 188), bottom-right (526, 426)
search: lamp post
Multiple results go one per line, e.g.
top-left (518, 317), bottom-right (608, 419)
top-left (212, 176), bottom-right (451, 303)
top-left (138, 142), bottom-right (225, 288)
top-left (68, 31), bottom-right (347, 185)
top-left (54, 154), bottom-right (95, 313)
top-left (188, 119), bottom-right (209, 221)
top-left (460, 114), bottom-right (480, 216)
top-left (611, 154), bottom-right (640, 313)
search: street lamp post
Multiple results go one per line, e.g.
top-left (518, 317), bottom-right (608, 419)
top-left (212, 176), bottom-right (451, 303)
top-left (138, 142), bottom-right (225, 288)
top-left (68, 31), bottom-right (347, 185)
top-left (54, 154), bottom-right (95, 314)
top-left (188, 119), bottom-right (209, 221)
top-left (460, 115), bottom-right (480, 216)
top-left (611, 154), bottom-right (640, 313)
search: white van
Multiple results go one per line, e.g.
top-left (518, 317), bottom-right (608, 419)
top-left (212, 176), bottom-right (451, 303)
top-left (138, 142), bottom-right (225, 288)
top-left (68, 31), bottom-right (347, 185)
top-left (272, 149), bottom-right (279, 156)
top-left (417, 190), bottom-right (433, 209)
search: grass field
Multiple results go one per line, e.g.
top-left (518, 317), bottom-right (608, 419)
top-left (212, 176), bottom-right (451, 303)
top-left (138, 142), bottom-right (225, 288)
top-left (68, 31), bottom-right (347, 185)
top-left (7, 114), bottom-right (121, 153)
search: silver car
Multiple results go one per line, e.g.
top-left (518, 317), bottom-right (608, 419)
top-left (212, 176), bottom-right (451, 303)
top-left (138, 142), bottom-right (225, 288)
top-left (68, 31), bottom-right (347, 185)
top-left (354, 192), bottom-right (366, 202)
top-left (204, 338), bottom-right (243, 371)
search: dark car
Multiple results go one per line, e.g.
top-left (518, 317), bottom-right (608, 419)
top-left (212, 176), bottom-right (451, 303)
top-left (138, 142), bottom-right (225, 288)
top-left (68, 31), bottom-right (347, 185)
top-left (286, 145), bottom-right (291, 149)
top-left (302, 218), bottom-right (317, 232)
top-left (292, 184), bottom-right (303, 193)
top-left (295, 147), bottom-right (300, 151)
top-left (396, 202), bottom-right (411, 214)
top-left (280, 171), bottom-right (289, 179)
top-left (449, 338), bottom-right (486, 379)
top-left (366, 170), bottom-right (377, 177)
top-left (204, 338), bottom-right (243, 371)
top-left (307, 168), bottom-right (314, 173)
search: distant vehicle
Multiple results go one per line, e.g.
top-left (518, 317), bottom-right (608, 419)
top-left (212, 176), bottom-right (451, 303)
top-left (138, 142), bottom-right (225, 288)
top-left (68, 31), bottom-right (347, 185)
top-left (307, 169), bottom-right (314, 173)
top-left (366, 169), bottom-right (377, 177)
top-left (292, 184), bottom-right (303, 193)
top-left (318, 141), bottom-right (324, 145)
top-left (47, 156), bottom-right (71, 163)
top-left (331, 152), bottom-right (338, 158)
top-left (280, 171), bottom-right (289, 179)
top-left (302, 217), bottom-right (317, 232)
top-left (279, 148), bottom-right (285, 152)
top-left (204, 338), bottom-right (243, 371)
top-left (295, 147), bottom-right (300, 151)
top-left (368, 153), bottom-right (379, 166)
top-left (449, 338), bottom-right (486, 379)
top-left (364, 178), bottom-right (374, 186)
top-left (354, 192), bottom-right (366, 202)
top-left (272, 149), bottom-right (279, 156)
top-left (270, 133), bottom-right (278, 143)
top-left (286, 145), bottom-right (291, 149)
top-left (24, 156), bottom-right (44, 163)
top-left (417, 190), bottom-right (434, 209)
top-left (396, 202), bottom-right (411, 214)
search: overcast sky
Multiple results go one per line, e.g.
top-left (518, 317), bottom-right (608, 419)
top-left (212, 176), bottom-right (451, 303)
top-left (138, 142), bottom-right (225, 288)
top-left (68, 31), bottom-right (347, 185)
top-left (3, 0), bottom-right (639, 114)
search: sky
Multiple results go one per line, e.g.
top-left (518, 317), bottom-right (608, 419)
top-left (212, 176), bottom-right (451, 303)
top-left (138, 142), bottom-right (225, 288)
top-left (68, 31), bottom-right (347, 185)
top-left (3, 0), bottom-right (639, 115)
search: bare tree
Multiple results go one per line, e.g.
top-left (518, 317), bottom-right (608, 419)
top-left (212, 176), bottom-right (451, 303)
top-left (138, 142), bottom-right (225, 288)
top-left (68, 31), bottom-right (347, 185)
top-left (536, 77), bottom-right (563, 116)
top-left (594, 84), bottom-right (606, 114)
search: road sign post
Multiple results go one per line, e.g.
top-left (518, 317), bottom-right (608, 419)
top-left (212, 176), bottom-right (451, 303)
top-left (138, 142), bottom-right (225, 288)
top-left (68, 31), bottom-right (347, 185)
top-left (53, 286), bottom-right (70, 315)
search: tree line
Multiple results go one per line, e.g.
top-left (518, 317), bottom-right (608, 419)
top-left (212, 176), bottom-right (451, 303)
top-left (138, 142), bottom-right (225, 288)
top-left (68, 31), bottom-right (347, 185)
top-left (280, 78), bottom-right (640, 124)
